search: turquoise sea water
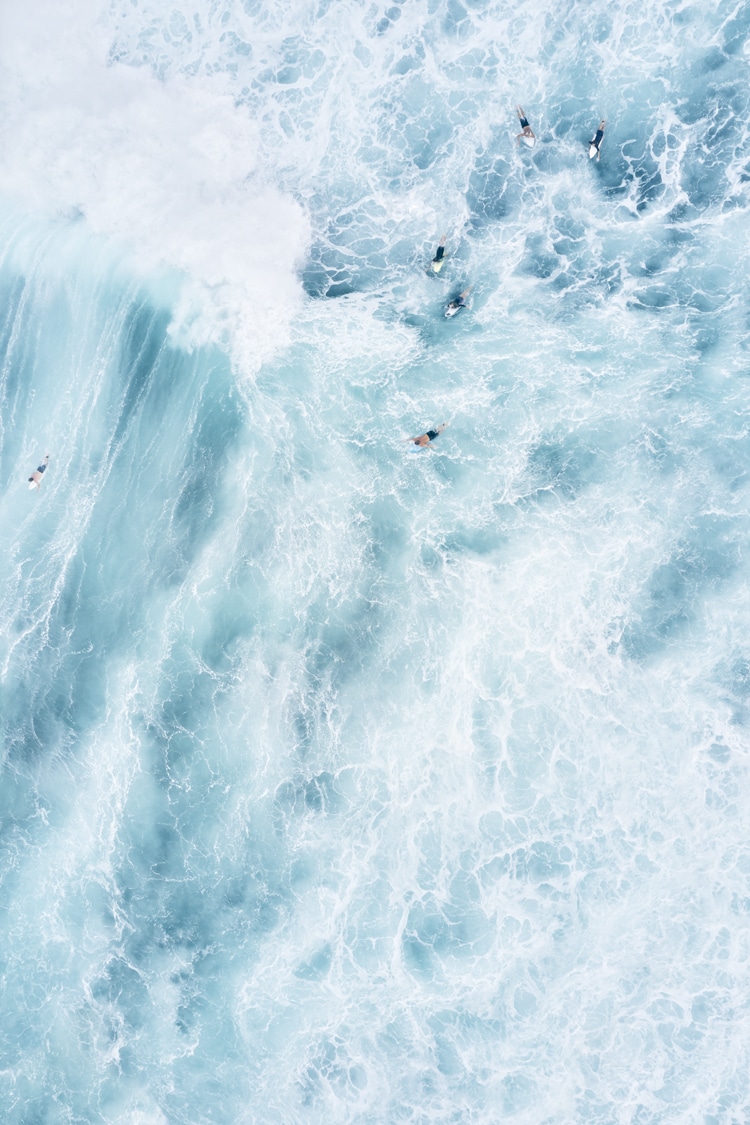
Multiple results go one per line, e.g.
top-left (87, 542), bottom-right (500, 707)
top-left (1, 0), bottom-right (750, 1122)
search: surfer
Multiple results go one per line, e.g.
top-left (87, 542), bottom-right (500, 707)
top-left (406, 424), bottom-right (448, 449)
top-left (28, 454), bottom-right (50, 490)
top-left (445, 288), bottom-right (470, 318)
top-left (589, 119), bottom-right (606, 161)
top-left (516, 106), bottom-right (536, 147)
top-left (430, 234), bottom-right (447, 274)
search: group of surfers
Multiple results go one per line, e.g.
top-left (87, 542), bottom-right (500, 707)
top-left (413, 107), bottom-right (607, 449)
top-left (27, 110), bottom-right (607, 477)
top-left (513, 106), bottom-right (606, 159)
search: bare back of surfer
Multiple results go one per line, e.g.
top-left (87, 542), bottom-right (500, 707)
top-left (516, 106), bottom-right (536, 146)
top-left (589, 119), bottom-right (606, 161)
top-left (445, 288), bottom-right (470, 317)
top-left (431, 234), bottom-right (447, 273)
top-left (406, 424), bottom-right (448, 448)
top-left (28, 454), bottom-right (50, 490)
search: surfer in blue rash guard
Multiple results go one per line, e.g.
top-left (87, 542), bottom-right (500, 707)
top-left (516, 106), bottom-right (536, 147)
top-left (28, 454), bottom-right (50, 490)
top-left (589, 119), bottom-right (606, 161)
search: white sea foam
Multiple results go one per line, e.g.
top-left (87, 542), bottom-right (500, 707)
top-left (0, 0), bottom-right (308, 373)
top-left (1, 0), bottom-right (750, 1121)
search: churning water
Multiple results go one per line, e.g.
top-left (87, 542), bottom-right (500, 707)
top-left (1, 0), bottom-right (750, 1121)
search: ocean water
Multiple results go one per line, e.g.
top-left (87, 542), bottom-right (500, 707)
top-left (1, 0), bottom-right (749, 1121)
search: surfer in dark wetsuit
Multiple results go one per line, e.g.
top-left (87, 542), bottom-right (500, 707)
top-left (515, 106), bottom-right (536, 145)
top-left (589, 119), bottom-right (606, 161)
top-left (430, 234), bottom-right (447, 274)
top-left (406, 424), bottom-right (448, 448)
top-left (445, 288), bottom-right (470, 317)
top-left (28, 454), bottom-right (50, 490)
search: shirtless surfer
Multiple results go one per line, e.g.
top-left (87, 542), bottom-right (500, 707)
top-left (589, 119), bottom-right (606, 161)
top-left (430, 234), bottom-right (447, 274)
top-left (28, 454), bottom-right (50, 490)
top-left (406, 424), bottom-right (448, 448)
top-left (445, 288), bottom-right (471, 317)
top-left (516, 106), bottom-right (536, 147)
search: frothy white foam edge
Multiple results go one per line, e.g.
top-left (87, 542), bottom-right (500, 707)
top-left (0, 0), bottom-right (309, 375)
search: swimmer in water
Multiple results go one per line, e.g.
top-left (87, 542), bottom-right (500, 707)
top-left (515, 106), bottom-right (536, 146)
top-left (445, 288), bottom-right (471, 317)
top-left (589, 119), bottom-right (606, 161)
top-left (430, 234), bottom-right (447, 274)
top-left (405, 424), bottom-right (448, 448)
top-left (28, 454), bottom-right (50, 490)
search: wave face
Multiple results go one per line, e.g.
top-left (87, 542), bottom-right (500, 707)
top-left (1, 0), bottom-right (750, 1121)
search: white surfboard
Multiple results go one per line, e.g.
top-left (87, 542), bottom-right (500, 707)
top-left (589, 144), bottom-right (598, 160)
top-left (522, 134), bottom-right (536, 148)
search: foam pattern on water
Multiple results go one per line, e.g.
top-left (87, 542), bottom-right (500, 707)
top-left (1, 0), bottom-right (750, 1122)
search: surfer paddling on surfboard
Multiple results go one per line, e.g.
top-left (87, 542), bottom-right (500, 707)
top-left (516, 106), bottom-right (536, 148)
top-left (28, 454), bottom-right (50, 491)
top-left (430, 234), bottom-right (447, 274)
top-left (445, 288), bottom-right (470, 318)
top-left (405, 424), bottom-right (448, 449)
top-left (589, 119), bottom-right (606, 161)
